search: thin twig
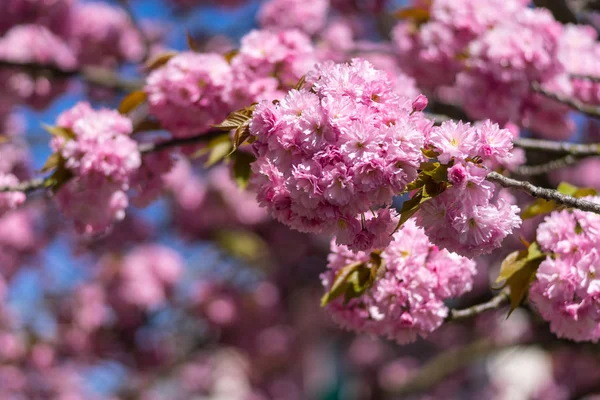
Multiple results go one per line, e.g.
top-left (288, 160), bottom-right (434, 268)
top-left (0, 130), bottom-right (225, 194)
top-left (531, 81), bottom-right (600, 119)
top-left (571, 73), bottom-right (600, 83)
top-left (447, 290), bottom-right (510, 321)
top-left (0, 60), bottom-right (143, 91)
top-left (514, 155), bottom-right (582, 176)
top-left (513, 137), bottom-right (600, 156)
top-left (487, 171), bottom-right (600, 214)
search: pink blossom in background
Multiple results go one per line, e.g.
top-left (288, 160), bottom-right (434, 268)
top-left (0, 0), bottom-right (74, 37)
top-left (130, 149), bottom-right (175, 208)
top-left (52, 102), bottom-right (140, 235)
top-left (550, 157), bottom-right (600, 190)
top-left (559, 24), bottom-right (600, 106)
top-left (69, 1), bottom-right (143, 67)
top-left (249, 59), bottom-right (428, 251)
top-left (230, 29), bottom-right (316, 105)
top-left (258, 0), bottom-right (330, 35)
top-left (145, 52), bottom-right (233, 138)
top-left (529, 205), bottom-right (600, 342)
top-left (165, 160), bottom-right (267, 234)
top-left (322, 219), bottom-right (477, 343)
top-left (117, 244), bottom-right (184, 309)
top-left (0, 25), bottom-right (77, 109)
top-left (392, 0), bottom-right (530, 89)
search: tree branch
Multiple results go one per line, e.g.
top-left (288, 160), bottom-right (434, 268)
top-left (0, 60), bottom-right (143, 92)
top-left (447, 290), bottom-right (510, 322)
top-left (0, 130), bottom-right (225, 194)
top-left (513, 137), bottom-right (600, 156)
top-left (487, 171), bottom-right (600, 214)
top-left (571, 73), bottom-right (600, 83)
top-left (514, 155), bottom-right (582, 176)
top-left (531, 81), bottom-right (600, 119)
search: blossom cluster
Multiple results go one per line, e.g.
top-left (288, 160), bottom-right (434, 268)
top-left (229, 28), bottom-right (316, 105)
top-left (559, 24), bottom-right (600, 106)
top-left (529, 205), bottom-right (600, 342)
top-left (0, 0), bottom-right (73, 37)
top-left (416, 120), bottom-right (522, 257)
top-left (258, 0), bottom-right (330, 35)
top-left (392, 0), bottom-right (576, 139)
top-left (322, 219), bottom-right (477, 343)
top-left (249, 59), bottom-right (429, 251)
top-left (51, 102), bottom-right (141, 234)
top-left (116, 244), bottom-right (184, 310)
top-left (69, 1), bottom-right (143, 67)
top-left (0, 24), bottom-right (77, 109)
top-left (392, 0), bottom-right (530, 89)
top-left (145, 52), bottom-right (233, 138)
top-left (145, 29), bottom-right (315, 138)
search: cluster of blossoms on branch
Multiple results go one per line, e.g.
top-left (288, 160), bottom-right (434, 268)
top-left (322, 219), bottom-right (477, 343)
top-left (145, 28), bottom-right (315, 138)
top-left (51, 102), bottom-right (141, 234)
top-left (392, 0), bottom-right (590, 140)
top-left (416, 120), bottom-right (522, 257)
top-left (249, 59), bottom-right (428, 252)
top-left (529, 206), bottom-right (600, 342)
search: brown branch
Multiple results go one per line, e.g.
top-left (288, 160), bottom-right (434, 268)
top-left (513, 137), bottom-right (600, 156)
top-left (0, 60), bottom-right (143, 92)
top-left (514, 155), bottom-right (582, 176)
top-left (0, 131), bottom-right (224, 194)
top-left (447, 290), bottom-right (510, 321)
top-left (533, 0), bottom-right (578, 23)
top-left (571, 73), bottom-right (600, 83)
top-left (531, 81), bottom-right (600, 119)
top-left (487, 171), bottom-right (600, 214)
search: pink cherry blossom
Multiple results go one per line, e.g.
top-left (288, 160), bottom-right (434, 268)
top-left (322, 219), bottom-right (476, 343)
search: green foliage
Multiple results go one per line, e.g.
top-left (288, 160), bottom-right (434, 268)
top-left (495, 242), bottom-right (546, 315)
top-left (320, 250), bottom-right (385, 307)
top-left (118, 90), bottom-right (147, 115)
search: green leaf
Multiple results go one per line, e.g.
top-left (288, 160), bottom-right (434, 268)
top-left (521, 183), bottom-right (597, 219)
top-left (557, 182), bottom-right (578, 196)
top-left (521, 198), bottom-right (558, 219)
top-left (186, 30), bottom-right (200, 52)
top-left (421, 148), bottom-right (440, 159)
top-left (293, 75), bottom-right (306, 90)
top-left (223, 49), bottom-right (239, 64)
top-left (215, 229), bottom-right (270, 268)
top-left (43, 124), bottom-right (76, 141)
top-left (203, 135), bottom-right (233, 167)
top-left (144, 51), bottom-right (177, 71)
top-left (40, 152), bottom-right (62, 173)
top-left (422, 162), bottom-right (449, 184)
top-left (232, 151), bottom-right (255, 190)
top-left (393, 189), bottom-right (430, 233)
top-left (118, 91), bottom-right (147, 115)
top-left (393, 6), bottom-right (430, 24)
top-left (213, 104), bottom-right (256, 132)
top-left (44, 164), bottom-right (73, 193)
top-left (321, 262), bottom-right (366, 306)
top-left (495, 242), bottom-right (546, 315)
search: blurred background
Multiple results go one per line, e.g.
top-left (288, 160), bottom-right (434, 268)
top-left (0, 0), bottom-right (599, 399)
